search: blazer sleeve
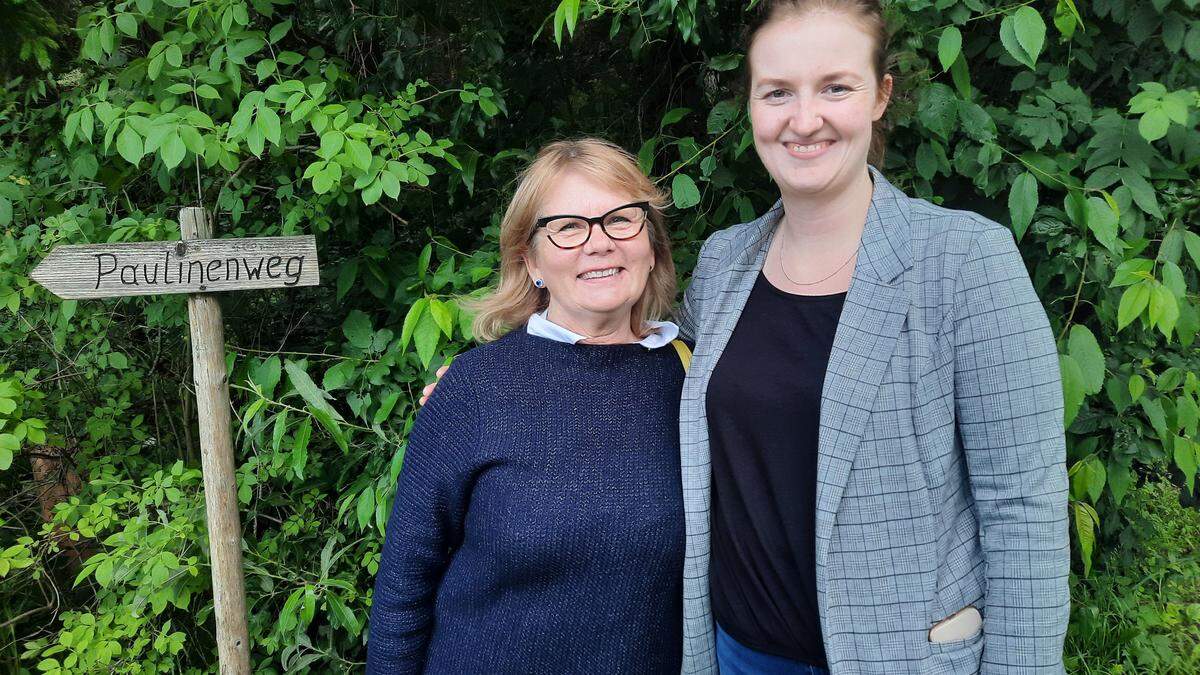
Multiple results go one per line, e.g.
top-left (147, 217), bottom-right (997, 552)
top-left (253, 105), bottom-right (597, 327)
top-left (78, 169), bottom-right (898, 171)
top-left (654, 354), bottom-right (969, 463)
top-left (951, 225), bottom-right (1070, 673)
top-left (366, 363), bottom-right (480, 674)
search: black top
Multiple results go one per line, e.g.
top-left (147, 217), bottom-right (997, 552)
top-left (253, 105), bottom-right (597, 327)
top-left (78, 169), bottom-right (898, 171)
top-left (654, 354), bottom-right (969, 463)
top-left (706, 272), bottom-right (846, 666)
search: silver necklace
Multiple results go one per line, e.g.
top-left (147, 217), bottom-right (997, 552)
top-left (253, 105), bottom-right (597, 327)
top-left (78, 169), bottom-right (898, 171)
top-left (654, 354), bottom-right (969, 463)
top-left (776, 223), bottom-right (858, 286)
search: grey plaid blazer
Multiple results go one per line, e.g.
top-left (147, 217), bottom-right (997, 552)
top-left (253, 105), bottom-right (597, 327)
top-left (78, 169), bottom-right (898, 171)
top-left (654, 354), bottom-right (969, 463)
top-left (675, 168), bottom-right (1069, 674)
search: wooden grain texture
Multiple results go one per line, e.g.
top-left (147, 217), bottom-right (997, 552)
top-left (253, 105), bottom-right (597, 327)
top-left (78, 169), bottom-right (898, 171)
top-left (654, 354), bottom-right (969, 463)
top-left (181, 207), bottom-right (251, 675)
top-left (30, 234), bottom-right (319, 299)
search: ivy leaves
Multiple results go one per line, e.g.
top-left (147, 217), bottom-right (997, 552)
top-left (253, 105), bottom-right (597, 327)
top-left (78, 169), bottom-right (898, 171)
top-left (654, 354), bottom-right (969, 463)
top-left (1000, 7), bottom-right (1047, 70)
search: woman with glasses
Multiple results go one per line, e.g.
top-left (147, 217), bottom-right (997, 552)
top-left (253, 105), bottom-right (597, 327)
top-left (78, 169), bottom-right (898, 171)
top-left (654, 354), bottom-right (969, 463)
top-left (366, 138), bottom-right (689, 674)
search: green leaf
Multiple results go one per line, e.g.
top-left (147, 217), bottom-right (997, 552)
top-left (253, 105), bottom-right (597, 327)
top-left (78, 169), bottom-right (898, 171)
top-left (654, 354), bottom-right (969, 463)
top-left (915, 142), bottom-right (937, 180)
top-left (256, 59), bottom-right (277, 82)
top-left (116, 125), bottom-right (144, 165)
top-left (198, 84), bottom-right (221, 100)
top-left (284, 360), bottom-right (342, 422)
top-left (380, 170), bottom-right (402, 199)
top-left (227, 36), bottom-right (265, 63)
top-left (1008, 172), bottom-right (1038, 240)
top-left (160, 132), bottom-right (186, 170)
top-left (429, 299), bottom-right (455, 337)
top-left (1071, 454), bottom-right (1107, 503)
top-left (707, 99), bottom-right (740, 135)
top-left (1117, 282), bottom-right (1151, 330)
top-left (116, 13), bottom-right (138, 37)
top-left (1118, 168), bottom-right (1163, 219)
top-left (413, 312), bottom-right (442, 368)
top-left (401, 298), bottom-right (428, 352)
top-left (0, 434), bottom-right (17, 471)
top-left (1073, 501), bottom-right (1098, 576)
top-left (323, 360), bottom-right (357, 391)
top-left (342, 310), bottom-right (373, 349)
top-left (356, 488), bottom-right (375, 530)
top-left (672, 174), bottom-right (701, 209)
top-left (1060, 355), bottom-right (1085, 428)
top-left (268, 19), bottom-right (293, 43)
top-left (272, 409), bottom-right (289, 454)
top-left (1053, 0), bottom-right (1079, 39)
top-left (309, 404), bottom-right (347, 452)
top-left (1012, 7), bottom-right (1047, 66)
top-left (346, 139), bottom-right (372, 172)
top-left (108, 352), bottom-right (129, 369)
top-left (916, 83), bottom-right (957, 140)
top-left (1149, 283), bottom-right (1179, 338)
top-left (291, 417), bottom-right (311, 479)
top-left (659, 107), bottom-right (691, 128)
top-left (1186, 24), bottom-right (1200, 60)
top-left (956, 102), bottom-right (996, 142)
top-left (319, 131), bottom-right (344, 159)
top-left (1138, 108), bottom-right (1170, 141)
top-left (1140, 397), bottom-right (1169, 441)
top-left (1067, 325), bottom-right (1105, 395)
top-left (1129, 373), bottom-right (1146, 402)
top-left (562, 0), bottom-right (580, 36)
top-left (1107, 462), bottom-right (1133, 505)
top-left (1174, 436), bottom-right (1197, 495)
top-left (708, 53), bottom-right (742, 71)
top-left (417, 243), bottom-right (433, 281)
top-left (1184, 231), bottom-right (1200, 272)
top-left (1084, 196), bottom-right (1120, 255)
top-left (949, 54), bottom-right (972, 99)
top-left (999, 14), bottom-right (1036, 69)
top-left (361, 179), bottom-right (383, 206)
top-left (337, 260), bottom-right (359, 302)
top-left (637, 137), bottom-right (659, 175)
top-left (251, 356), bottom-right (282, 398)
top-left (1109, 258), bottom-right (1154, 288)
top-left (937, 26), bottom-right (962, 72)
top-left (327, 593), bottom-right (360, 634)
top-left (95, 557), bottom-right (114, 587)
top-left (257, 106), bottom-right (281, 146)
top-left (373, 392), bottom-right (402, 425)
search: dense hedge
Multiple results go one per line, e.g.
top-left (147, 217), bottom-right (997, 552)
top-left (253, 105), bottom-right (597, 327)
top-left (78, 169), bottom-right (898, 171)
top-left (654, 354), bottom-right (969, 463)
top-left (1, 0), bottom-right (1197, 671)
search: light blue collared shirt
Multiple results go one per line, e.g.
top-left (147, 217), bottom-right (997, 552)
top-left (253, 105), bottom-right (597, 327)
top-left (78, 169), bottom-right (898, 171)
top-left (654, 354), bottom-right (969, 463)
top-left (526, 310), bottom-right (679, 348)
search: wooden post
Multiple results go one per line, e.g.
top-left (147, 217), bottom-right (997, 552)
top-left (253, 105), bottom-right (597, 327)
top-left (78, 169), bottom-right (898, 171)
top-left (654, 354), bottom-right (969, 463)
top-left (180, 206), bottom-right (251, 674)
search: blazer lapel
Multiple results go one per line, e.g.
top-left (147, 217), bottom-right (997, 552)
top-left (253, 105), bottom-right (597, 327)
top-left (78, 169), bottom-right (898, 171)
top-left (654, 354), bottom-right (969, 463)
top-left (689, 202), bottom-right (781, 392)
top-left (814, 168), bottom-right (913, 589)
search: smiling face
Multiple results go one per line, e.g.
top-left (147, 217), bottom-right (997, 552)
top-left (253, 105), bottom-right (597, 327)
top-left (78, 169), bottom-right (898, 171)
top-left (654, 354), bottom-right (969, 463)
top-left (748, 10), bottom-right (892, 199)
top-left (523, 170), bottom-right (656, 336)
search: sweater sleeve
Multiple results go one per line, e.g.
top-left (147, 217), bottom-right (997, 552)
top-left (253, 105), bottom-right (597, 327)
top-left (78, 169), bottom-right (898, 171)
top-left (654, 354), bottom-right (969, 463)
top-left (951, 225), bottom-right (1070, 674)
top-left (366, 362), bottom-right (480, 674)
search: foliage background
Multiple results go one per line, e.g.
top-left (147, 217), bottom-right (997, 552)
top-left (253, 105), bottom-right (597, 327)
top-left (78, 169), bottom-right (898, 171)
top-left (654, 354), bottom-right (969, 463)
top-left (0, 0), bottom-right (1198, 671)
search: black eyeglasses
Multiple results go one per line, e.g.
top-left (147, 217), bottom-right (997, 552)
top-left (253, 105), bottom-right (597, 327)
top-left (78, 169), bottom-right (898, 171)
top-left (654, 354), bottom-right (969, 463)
top-left (534, 202), bottom-right (651, 249)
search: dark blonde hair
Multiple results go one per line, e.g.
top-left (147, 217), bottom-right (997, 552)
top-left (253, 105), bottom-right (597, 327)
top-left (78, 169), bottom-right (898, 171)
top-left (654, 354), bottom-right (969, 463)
top-left (745, 0), bottom-right (894, 165)
top-left (470, 138), bottom-right (676, 342)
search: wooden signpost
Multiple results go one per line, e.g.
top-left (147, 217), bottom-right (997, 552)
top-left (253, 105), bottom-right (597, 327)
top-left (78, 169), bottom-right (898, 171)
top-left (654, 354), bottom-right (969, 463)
top-left (31, 207), bottom-right (319, 674)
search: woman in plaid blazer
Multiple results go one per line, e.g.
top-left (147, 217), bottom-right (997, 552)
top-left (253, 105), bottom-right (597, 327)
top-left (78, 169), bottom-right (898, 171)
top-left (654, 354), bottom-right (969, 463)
top-left (674, 1), bottom-right (1069, 673)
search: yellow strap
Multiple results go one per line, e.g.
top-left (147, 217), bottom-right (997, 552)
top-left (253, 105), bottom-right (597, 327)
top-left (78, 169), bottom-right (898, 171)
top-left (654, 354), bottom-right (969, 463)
top-left (670, 339), bottom-right (692, 372)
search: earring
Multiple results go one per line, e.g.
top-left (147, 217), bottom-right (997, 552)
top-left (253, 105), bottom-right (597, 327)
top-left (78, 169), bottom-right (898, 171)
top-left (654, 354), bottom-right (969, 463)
top-left (534, 278), bottom-right (545, 288)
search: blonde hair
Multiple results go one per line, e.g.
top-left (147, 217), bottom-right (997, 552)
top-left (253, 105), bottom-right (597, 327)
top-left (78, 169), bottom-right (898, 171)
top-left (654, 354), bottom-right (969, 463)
top-left (470, 138), bottom-right (676, 343)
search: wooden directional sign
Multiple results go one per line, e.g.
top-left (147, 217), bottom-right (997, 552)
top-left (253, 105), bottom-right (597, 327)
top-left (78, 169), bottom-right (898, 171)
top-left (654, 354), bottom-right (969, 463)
top-left (30, 235), bottom-right (319, 299)
top-left (28, 208), bottom-right (319, 674)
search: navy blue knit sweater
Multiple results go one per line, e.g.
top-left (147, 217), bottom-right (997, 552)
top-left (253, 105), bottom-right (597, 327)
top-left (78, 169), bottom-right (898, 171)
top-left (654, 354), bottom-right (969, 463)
top-left (366, 328), bottom-right (686, 674)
